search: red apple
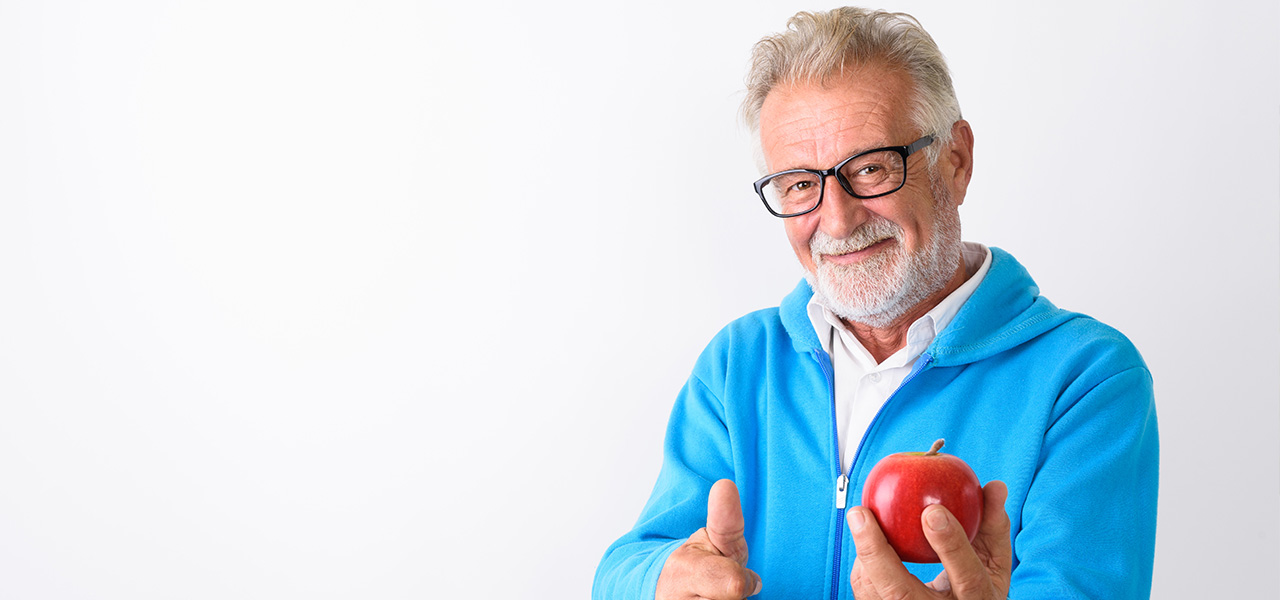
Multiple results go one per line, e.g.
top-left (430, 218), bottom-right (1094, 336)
top-left (860, 439), bottom-right (983, 563)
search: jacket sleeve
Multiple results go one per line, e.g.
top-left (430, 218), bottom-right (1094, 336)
top-left (592, 373), bottom-right (736, 600)
top-left (1011, 365), bottom-right (1159, 599)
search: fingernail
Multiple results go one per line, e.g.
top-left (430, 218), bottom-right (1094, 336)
top-left (753, 576), bottom-right (763, 595)
top-left (849, 508), bottom-right (866, 532)
top-left (925, 506), bottom-right (948, 532)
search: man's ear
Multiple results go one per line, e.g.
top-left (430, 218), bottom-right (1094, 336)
top-left (945, 119), bottom-right (974, 206)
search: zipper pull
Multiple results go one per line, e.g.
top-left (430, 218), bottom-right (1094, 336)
top-left (835, 474), bottom-right (849, 510)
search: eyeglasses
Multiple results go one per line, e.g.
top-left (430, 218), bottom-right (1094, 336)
top-left (753, 135), bottom-right (935, 218)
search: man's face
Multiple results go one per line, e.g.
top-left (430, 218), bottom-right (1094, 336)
top-left (758, 64), bottom-right (969, 327)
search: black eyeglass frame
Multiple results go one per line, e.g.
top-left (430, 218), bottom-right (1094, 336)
top-left (753, 134), bottom-right (936, 218)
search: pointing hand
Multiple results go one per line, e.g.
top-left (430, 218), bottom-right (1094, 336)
top-left (656, 479), bottom-right (763, 599)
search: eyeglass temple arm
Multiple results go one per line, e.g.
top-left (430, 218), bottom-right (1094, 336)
top-left (906, 135), bottom-right (935, 155)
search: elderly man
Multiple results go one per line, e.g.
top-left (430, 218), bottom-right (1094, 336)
top-left (594, 7), bottom-right (1158, 600)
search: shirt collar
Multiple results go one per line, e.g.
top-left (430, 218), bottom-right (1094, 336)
top-left (807, 242), bottom-right (993, 366)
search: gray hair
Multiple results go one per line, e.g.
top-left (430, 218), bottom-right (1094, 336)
top-left (741, 7), bottom-right (961, 168)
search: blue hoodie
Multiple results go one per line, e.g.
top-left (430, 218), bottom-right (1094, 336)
top-left (594, 248), bottom-right (1158, 600)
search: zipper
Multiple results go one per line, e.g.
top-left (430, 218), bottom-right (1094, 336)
top-left (847, 353), bottom-right (935, 480)
top-left (818, 350), bottom-right (935, 600)
top-left (812, 348), bottom-right (843, 600)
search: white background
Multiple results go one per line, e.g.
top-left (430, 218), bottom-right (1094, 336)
top-left (1, 0), bottom-right (1276, 598)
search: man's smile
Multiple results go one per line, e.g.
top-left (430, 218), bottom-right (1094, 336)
top-left (822, 237), bottom-right (895, 265)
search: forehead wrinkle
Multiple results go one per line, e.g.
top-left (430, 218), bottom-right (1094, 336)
top-left (761, 70), bottom-right (914, 171)
top-left (813, 108), bottom-right (880, 164)
top-left (769, 105), bottom-right (892, 171)
top-left (823, 93), bottom-right (903, 149)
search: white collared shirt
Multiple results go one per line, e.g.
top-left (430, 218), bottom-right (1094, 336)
top-left (807, 242), bottom-right (992, 474)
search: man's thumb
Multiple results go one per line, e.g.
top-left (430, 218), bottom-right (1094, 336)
top-left (706, 479), bottom-right (748, 564)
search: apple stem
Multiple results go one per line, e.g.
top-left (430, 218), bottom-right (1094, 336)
top-left (927, 438), bottom-right (945, 456)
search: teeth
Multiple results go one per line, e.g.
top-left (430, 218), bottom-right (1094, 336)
top-left (810, 222), bottom-right (901, 262)
top-left (849, 237), bottom-right (888, 252)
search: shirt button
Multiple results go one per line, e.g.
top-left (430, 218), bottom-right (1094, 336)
top-left (868, 372), bottom-right (882, 383)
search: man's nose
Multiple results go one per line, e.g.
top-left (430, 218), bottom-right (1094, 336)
top-left (817, 176), bottom-right (868, 239)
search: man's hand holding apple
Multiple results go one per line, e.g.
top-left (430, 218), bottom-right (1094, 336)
top-left (656, 479), bottom-right (763, 600)
top-left (847, 480), bottom-right (1013, 600)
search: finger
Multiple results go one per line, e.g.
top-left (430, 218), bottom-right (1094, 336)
top-left (847, 559), bottom-right (878, 598)
top-left (976, 480), bottom-right (1012, 542)
top-left (921, 504), bottom-right (989, 596)
top-left (706, 479), bottom-right (749, 564)
top-left (690, 559), bottom-right (762, 600)
top-left (847, 506), bottom-right (921, 599)
top-left (658, 540), bottom-right (762, 600)
top-left (972, 481), bottom-right (1013, 589)
top-left (925, 568), bottom-right (952, 592)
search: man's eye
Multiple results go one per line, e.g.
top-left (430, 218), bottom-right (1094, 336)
top-left (856, 165), bottom-right (882, 177)
top-left (791, 181), bottom-right (813, 191)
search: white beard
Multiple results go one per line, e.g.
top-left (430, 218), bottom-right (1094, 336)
top-left (805, 176), bottom-right (963, 328)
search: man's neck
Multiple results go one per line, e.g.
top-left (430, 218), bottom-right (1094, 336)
top-left (840, 260), bottom-right (969, 364)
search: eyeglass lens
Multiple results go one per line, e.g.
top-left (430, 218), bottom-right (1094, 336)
top-left (761, 149), bottom-right (906, 216)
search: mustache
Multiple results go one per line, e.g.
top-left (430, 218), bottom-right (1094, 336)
top-left (810, 218), bottom-right (903, 256)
